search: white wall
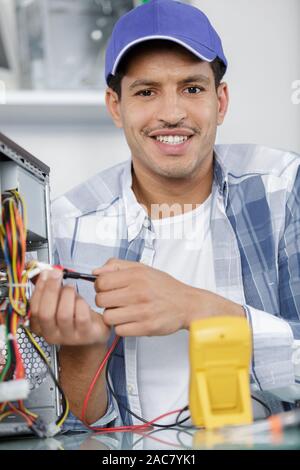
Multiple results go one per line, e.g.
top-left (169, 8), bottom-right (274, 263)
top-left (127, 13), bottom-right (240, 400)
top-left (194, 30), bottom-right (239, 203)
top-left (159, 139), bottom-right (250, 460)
top-left (1, 0), bottom-right (300, 199)
top-left (0, 123), bottom-right (129, 199)
top-left (191, 0), bottom-right (300, 151)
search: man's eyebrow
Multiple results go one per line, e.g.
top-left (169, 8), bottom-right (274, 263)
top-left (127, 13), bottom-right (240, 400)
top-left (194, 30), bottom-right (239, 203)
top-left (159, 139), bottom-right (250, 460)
top-left (128, 74), bottom-right (211, 91)
top-left (129, 79), bottom-right (161, 90)
top-left (178, 74), bottom-right (211, 86)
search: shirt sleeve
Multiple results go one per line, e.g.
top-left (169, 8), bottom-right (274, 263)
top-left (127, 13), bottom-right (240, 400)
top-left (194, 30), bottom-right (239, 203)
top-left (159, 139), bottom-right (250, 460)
top-left (243, 305), bottom-right (297, 393)
top-left (242, 166), bottom-right (300, 399)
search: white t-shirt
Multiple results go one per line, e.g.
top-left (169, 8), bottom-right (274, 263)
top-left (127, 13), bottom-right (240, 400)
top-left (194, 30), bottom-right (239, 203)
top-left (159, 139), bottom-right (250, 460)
top-left (137, 195), bottom-right (215, 425)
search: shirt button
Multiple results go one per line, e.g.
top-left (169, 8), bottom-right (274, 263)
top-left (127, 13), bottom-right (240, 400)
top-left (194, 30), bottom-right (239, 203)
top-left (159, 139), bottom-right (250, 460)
top-left (143, 219), bottom-right (151, 228)
top-left (127, 385), bottom-right (134, 394)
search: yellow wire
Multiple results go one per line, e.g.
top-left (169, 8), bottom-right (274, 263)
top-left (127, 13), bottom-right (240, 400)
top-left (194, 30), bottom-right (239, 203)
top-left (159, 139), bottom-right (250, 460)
top-left (12, 190), bottom-right (27, 234)
top-left (3, 199), bottom-right (25, 316)
top-left (57, 400), bottom-right (70, 428)
top-left (23, 327), bottom-right (49, 364)
top-left (23, 327), bottom-right (70, 428)
top-left (9, 200), bottom-right (18, 298)
top-left (0, 193), bottom-right (27, 316)
top-left (7, 270), bottom-right (22, 315)
top-left (0, 402), bottom-right (7, 413)
top-left (0, 411), bottom-right (13, 422)
top-left (19, 403), bottom-right (38, 420)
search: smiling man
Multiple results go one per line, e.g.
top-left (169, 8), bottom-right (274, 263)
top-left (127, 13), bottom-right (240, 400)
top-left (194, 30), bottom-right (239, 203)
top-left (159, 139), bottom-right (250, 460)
top-left (106, 40), bottom-right (226, 216)
top-left (30, 0), bottom-right (300, 432)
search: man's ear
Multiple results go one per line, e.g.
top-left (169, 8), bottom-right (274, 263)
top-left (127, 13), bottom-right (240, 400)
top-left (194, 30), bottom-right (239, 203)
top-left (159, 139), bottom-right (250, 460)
top-left (105, 88), bottom-right (123, 128)
top-left (216, 82), bottom-right (229, 126)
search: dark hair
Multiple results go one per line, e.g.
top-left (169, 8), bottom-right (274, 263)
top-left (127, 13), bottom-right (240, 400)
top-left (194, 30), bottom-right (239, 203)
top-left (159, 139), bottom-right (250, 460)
top-left (107, 40), bottom-right (226, 99)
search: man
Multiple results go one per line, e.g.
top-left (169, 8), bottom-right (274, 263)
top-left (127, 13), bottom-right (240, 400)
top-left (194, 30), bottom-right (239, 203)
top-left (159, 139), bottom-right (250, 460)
top-left (30, 0), bottom-right (300, 431)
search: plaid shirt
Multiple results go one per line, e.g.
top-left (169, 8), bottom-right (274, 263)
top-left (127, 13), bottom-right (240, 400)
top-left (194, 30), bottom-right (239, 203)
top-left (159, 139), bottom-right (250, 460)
top-left (52, 144), bottom-right (300, 431)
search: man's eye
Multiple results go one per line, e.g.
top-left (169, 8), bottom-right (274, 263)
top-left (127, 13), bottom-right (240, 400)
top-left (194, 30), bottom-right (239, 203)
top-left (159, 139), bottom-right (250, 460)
top-left (136, 89), bottom-right (154, 97)
top-left (184, 86), bottom-right (203, 94)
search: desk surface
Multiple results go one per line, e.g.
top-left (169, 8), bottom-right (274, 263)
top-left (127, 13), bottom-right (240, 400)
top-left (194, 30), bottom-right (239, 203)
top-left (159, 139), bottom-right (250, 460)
top-left (0, 427), bottom-right (299, 451)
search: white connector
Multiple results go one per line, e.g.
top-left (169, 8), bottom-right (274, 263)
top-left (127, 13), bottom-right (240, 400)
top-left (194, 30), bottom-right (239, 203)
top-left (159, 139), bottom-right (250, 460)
top-left (0, 324), bottom-right (5, 347)
top-left (46, 423), bottom-right (61, 437)
top-left (0, 379), bottom-right (30, 402)
top-left (26, 262), bottom-right (54, 280)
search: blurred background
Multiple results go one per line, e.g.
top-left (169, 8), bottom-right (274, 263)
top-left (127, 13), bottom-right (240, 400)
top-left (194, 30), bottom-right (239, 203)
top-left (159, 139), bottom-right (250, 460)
top-left (0, 0), bottom-right (299, 198)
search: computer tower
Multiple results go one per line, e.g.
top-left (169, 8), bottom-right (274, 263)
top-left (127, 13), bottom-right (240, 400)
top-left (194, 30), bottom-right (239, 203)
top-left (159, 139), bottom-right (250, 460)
top-left (0, 132), bottom-right (60, 436)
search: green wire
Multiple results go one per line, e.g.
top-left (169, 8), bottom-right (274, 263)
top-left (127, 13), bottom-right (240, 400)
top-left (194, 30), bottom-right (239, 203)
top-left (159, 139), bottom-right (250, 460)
top-left (0, 314), bottom-right (12, 382)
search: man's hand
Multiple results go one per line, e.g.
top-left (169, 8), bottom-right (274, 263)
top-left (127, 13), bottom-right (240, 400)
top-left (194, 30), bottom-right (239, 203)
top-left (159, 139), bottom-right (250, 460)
top-left (93, 258), bottom-right (245, 337)
top-left (30, 270), bottom-right (111, 345)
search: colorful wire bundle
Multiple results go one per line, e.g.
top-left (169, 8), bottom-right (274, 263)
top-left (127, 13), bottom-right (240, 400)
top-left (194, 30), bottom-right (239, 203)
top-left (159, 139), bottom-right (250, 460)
top-left (0, 190), bottom-right (36, 427)
top-left (0, 190), bottom-right (68, 435)
top-left (0, 191), bottom-right (28, 378)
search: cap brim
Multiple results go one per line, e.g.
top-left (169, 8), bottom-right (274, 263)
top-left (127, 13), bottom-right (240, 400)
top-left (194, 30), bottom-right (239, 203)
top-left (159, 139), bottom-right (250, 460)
top-left (111, 35), bottom-right (217, 76)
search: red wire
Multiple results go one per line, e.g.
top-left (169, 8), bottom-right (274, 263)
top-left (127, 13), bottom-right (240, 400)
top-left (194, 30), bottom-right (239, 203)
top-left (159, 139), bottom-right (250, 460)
top-left (81, 335), bottom-right (186, 434)
top-left (8, 403), bottom-right (33, 426)
top-left (12, 315), bottom-right (25, 379)
top-left (132, 431), bottom-right (183, 448)
top-left (92, 408), bottom-right (184, 434)
top-left (81, 335), bottom-right (120, 424)
top-left (5, 222), bottom-right (12, 252)
top-left (53, 264), bottom-right (75, 273)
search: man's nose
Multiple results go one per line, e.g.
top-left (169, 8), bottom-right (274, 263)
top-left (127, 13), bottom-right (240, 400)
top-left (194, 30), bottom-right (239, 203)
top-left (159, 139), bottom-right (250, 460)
top-left (156, 92), bottom-right (187, 125)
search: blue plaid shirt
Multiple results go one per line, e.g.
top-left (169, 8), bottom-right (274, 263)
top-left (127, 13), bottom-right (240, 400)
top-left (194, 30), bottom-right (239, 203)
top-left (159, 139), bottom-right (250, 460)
top-left (52, 144), bottom-right (300, 431)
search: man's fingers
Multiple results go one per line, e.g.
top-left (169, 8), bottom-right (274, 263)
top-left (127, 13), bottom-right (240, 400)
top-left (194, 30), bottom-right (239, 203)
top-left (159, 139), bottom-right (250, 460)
top-left (56, 285), bottom-right (76, 336)
top-left (30, 275), bottom-right (46, 319)
top-left (94, 267), bottom-right (142, 293)
top-left (74, 297), bottom-right (92, 336)
top-left (29, 316), bottom-right (43, 337)
top-left (92, 258), bottom-right (141, 275)
top-left (114, 322), bottom-right (149, 337)
top-left (95, 285), bottom-right (141, 308)
top-left (103, 305), bottom-right (142, 326)
top-left (34, 270), bottom-right (62, 338)
top-left (29, 267), bottom-right (113, 345)
top-left (75, 299), bottom-right (111, 344)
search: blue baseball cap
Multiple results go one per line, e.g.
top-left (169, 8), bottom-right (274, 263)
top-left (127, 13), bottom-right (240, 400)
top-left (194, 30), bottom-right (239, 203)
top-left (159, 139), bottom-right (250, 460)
top-left (105, 0), bottom-right (227, 84)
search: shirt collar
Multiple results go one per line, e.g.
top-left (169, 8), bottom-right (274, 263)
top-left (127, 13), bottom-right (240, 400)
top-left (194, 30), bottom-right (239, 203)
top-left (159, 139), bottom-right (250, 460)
top-left (121, 160), bottom-right (149, 242)
top-left (213, 147), bottom-right (229, 205)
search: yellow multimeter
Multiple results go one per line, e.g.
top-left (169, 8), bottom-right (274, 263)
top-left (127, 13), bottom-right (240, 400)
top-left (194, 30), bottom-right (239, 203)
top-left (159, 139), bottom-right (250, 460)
top-left (189, 316), bottom-right (253, 430)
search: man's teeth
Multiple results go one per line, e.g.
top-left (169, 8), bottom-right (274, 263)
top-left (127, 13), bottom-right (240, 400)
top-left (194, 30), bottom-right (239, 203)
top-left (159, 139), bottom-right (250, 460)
top-left (155, 135), bottom-right (189, 144)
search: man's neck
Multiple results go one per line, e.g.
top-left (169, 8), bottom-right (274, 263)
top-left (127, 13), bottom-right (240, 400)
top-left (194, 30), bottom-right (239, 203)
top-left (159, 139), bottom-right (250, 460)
top-left (131, 162), bottom-right (213, 220)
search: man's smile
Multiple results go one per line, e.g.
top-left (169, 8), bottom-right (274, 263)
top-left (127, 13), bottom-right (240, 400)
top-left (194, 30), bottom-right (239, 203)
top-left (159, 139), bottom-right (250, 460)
top-left (147, 128), bottom-right (195, 156)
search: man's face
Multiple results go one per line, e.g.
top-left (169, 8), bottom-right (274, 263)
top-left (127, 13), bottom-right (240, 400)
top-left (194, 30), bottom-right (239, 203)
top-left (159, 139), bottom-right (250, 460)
top-left (106, 46), bottom-right (228, 181)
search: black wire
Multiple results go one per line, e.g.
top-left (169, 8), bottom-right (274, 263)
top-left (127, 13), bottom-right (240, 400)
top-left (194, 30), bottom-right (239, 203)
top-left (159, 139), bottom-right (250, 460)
top-left (251, 394), bottom-right (272, 417)
top-left (4, 305), bottom-right (16, 381)
top-left (174, 405), bottom-right (197, 430)
top-left (105, 338), bottom-right (190, 429)
top-left (106, 338), bottom-right (273, 429)
top-left (175, 397), bottom-right (272, 449)
top-left (174, 395), bottom-right (272, 428)
top-left (22, 326), bottom-right (68, 427)
top-left (106, 335), bottom-right (273, 433)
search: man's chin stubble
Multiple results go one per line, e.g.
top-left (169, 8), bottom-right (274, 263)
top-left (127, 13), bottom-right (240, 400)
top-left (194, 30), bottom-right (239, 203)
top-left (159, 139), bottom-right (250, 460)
top-left (151, 160), bottom-right (201, 180)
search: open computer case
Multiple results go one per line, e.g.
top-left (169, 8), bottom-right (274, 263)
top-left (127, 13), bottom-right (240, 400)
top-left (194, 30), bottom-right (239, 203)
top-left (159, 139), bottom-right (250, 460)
top-left (0, 132), bottom-right (60, 436)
